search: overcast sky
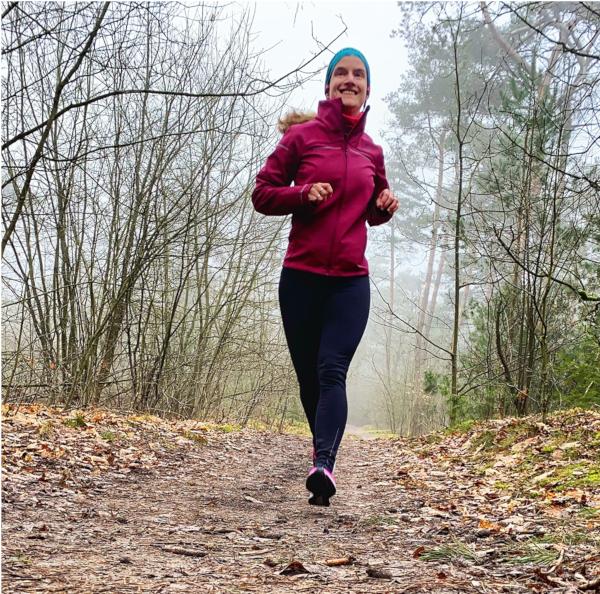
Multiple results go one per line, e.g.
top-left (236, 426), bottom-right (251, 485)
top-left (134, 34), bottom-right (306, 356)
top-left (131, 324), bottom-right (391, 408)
top-left (251, 1), bottom-right (410, 147)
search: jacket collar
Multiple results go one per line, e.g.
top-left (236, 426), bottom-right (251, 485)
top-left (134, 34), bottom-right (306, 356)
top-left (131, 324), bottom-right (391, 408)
top-left (316, 97), bottom-right (370, 140)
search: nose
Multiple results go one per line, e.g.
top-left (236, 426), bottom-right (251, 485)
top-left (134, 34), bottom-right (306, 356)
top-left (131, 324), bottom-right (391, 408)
top-left (339, 74), bottom-right (359, 90)
top-left (343, 71), bottom-right (357, 84)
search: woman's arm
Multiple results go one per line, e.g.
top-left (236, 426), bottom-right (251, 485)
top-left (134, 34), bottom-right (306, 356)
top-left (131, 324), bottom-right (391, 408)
top-left (252, 129), bottom-right (311, 216)
top-left (367, 147), bottom-right (395, 227)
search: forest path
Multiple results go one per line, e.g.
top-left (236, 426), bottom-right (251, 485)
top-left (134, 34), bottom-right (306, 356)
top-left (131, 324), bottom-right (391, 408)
top-left (3, 406), bottom-right (599, 593)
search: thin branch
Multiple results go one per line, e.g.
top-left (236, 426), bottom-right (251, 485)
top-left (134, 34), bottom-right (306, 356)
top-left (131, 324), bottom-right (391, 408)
top-left (2, 26), bottom-right (347, 151)
top-left (493, 226), bottom-right (600, 302)
top-left (371, 280), bottom-right (454, 358)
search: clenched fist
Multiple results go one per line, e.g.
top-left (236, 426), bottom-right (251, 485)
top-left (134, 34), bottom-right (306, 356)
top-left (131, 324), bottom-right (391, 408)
top-left (308, 182), bottom-right (333, 203)
top-left (376, 188), bottom-right (399, 215)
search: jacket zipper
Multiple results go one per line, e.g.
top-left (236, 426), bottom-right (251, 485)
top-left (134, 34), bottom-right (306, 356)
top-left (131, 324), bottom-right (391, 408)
top-left (326, 134), bottom-right (349, 274)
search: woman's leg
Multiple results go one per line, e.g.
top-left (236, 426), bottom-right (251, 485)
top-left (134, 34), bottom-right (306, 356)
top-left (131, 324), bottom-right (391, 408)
top-left (278, 267), bottom-right (323, 443)
top-left (314, 275), bottom-right (370, 472)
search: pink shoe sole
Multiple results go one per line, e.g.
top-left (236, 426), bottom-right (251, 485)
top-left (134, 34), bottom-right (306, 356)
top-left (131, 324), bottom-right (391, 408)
top-left (306, 466), bottom-right (336, 506)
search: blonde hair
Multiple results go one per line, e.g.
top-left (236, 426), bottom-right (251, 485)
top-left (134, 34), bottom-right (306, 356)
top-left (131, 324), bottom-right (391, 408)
top-left (277, 110), bottom-right (317, 134)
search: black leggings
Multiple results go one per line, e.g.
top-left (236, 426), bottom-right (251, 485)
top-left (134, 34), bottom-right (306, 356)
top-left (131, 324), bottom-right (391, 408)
top-left (278, 266), bottom-right (370, 472)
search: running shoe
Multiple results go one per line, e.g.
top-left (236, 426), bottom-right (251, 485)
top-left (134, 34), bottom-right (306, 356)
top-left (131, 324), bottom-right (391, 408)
top-left (306, 466), bottom-right (336, 507)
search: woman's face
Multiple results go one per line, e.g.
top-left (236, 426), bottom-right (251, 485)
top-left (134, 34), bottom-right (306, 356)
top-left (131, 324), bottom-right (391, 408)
top-left (327, 55), bottom-right (369, 115)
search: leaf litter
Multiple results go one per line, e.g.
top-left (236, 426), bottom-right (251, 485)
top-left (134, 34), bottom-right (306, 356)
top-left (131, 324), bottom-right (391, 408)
top-left (2, 404), bottom-right (599, 593)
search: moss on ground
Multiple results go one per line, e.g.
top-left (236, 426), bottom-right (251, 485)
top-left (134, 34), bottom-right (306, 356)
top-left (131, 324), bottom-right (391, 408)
top-left (535, 462), bottom-right (600, 490)
top-left (445, 419), bottom-right (478, 435)
top-left (472, 429), bottom-right (497, 451)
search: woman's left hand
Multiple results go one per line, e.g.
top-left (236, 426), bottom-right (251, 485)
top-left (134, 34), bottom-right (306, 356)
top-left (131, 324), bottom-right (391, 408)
top-left (376, 189), bottom-right (399, 215)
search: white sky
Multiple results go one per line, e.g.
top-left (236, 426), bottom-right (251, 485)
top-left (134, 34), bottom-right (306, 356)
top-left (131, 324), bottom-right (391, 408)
top-left (251, 1), bottom-right (410, 147)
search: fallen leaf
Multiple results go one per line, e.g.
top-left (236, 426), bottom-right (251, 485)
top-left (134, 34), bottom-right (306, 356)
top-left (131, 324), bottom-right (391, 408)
top-left (478, 519), bottom-right (501, 532)
top-left (280, 560), bottom-right (310, 575)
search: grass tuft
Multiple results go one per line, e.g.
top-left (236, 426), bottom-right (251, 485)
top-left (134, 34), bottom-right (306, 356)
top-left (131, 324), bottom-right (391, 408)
top-left (419, 540), bottom-right (478, 563)
top-left (504, 542), bottom-right (559, 566)
top-left (63, 412), bottom-right (86, 429)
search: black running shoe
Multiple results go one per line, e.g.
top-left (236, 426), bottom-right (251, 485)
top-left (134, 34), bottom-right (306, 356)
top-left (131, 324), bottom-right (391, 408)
top-left (306, 466), bottom-right (336, 506)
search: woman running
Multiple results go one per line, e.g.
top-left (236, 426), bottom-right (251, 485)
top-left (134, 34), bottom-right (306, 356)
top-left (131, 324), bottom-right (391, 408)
top-left (252, 47), bottom-right (399, 506)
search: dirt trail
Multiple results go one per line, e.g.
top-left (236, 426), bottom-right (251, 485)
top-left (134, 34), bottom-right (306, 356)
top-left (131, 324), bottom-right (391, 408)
top-left (345, 423), bottom-right (378, 440)
top-left (3, 407), bottom-right (599, 593)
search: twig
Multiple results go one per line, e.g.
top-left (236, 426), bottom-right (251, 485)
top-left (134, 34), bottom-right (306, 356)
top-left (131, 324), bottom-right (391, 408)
top-left (156, 545), bottom-right (207, 557)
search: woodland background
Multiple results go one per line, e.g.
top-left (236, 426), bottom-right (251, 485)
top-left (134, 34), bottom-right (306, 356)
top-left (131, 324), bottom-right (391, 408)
top-left (2, 1), bottom-right (599, 434)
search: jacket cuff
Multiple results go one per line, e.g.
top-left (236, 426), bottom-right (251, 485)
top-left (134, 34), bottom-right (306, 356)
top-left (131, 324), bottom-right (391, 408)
top-left (367, 204), bottom-right (393, 226)
top-left (299, 184), bottom-right (310, 204)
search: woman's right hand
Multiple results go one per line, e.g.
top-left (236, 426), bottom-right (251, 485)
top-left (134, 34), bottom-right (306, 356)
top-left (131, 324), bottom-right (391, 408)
top-left (307, 182), bottom-right (333, 203)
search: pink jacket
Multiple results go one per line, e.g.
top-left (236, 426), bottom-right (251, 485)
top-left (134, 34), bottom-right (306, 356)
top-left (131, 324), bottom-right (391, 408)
top-left (252, 97), bottom-right (392, 277)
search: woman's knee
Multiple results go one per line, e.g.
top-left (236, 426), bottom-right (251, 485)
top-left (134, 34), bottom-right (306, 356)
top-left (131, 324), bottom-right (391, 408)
top-left (318, 356), bottom-right (349, 388)
top-left (299, 378), bottom-right (319, 400)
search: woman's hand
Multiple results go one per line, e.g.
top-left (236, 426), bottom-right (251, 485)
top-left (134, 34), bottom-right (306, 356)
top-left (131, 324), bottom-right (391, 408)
top-left (376, 188), bottom-right (399, 214)
top-left (308, 182), bottom-right (333, 203)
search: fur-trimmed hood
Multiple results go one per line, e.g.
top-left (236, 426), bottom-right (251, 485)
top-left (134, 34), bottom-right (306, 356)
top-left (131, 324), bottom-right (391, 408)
top-left (277, 110), bottom-right (317, 134)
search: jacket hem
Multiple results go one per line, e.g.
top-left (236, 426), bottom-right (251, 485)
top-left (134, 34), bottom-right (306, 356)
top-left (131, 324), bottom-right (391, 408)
top-left (282, 263), bottom-right (369, 278)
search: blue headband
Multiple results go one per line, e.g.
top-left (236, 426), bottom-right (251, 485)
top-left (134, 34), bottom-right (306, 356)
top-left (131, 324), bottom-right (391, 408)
top-left (325, 47), bottom-right (371, 94)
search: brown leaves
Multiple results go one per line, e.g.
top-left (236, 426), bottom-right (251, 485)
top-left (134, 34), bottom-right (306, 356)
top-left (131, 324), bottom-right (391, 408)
top-left (2, 404), bottom-right (215, 490)
top-left (2, 404), bottom-right (599, 593)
